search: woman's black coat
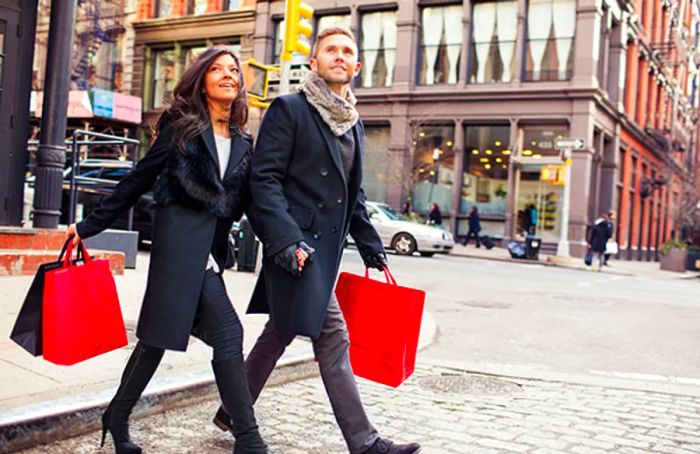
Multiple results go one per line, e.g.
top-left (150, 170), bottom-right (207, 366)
top-left (589, 219), bottom-right (610, 253)
top-left (77, 117), bottom-right (253, 351)
top-left (246, 92), bottom-right (384, 339)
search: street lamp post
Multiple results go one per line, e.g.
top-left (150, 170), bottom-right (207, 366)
top-left (553, 138), bottom-right (584, 257)
top-left (426, 148), bottom-right (440, 208)
top-left (32, 0), bottom-right (78, 228)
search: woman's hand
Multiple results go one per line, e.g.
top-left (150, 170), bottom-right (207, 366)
top-left (65, 224), bottom-right (80, 246)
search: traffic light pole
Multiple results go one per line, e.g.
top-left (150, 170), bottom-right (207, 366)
top-left (556, 150), bottom-right (573, 257)
top-left (279, 59), bottom-right (292, 96)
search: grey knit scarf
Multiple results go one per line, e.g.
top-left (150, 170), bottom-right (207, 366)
top-left (298, 71), bottom-right (358, 137)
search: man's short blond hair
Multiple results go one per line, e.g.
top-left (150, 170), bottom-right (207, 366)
top-left (311, 26), bottom-right (357, 58)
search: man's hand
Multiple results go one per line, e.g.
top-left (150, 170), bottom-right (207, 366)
top-left (363, 252), bottom-right (388, 271)
top-left (275, 242), bottom-right (316, 276)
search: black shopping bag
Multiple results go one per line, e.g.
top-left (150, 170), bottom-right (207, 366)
top-left (9, 241), bottom-right (69, 356)
top-left (584, 250), bottom-right (593, 266)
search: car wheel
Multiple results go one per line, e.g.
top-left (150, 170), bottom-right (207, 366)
top-left (419, 252), bottom-right (435, 257)
top-left (391, 233), bottom-right (417, 256)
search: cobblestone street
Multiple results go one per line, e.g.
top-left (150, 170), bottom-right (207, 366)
top-left (19, 362), bottom-right (700, 454)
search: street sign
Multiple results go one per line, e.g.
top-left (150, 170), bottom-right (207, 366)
top-left (554, 138), bottom-right (585, 150)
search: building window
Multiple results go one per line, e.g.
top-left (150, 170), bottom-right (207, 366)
top-left (525, 0), bottom-right (576, 81)
top-left (462, 125), bottom-right (511, 225)
top-left (184, 46), bottom-right (209, 69)
top-left (360, 11), bottom-right (397, 88)
top-left (226, 0), bottom-right (242, 11)
top-left (362, 126), bottom-right (391, 203)
top-left (92, 38), bottom-right (123, 91)
top-left (274, 15), bottom-right (351, 64)
top-left (190, 0), bottom-right (208, 15)
top-left (152, 49), bottom-right (176, 109)
top-left (155, 0), bottom-right (172, 18)
top-left (419, 5), bottom-right (463, 85)
top-left (470, 1), bottom-right (517, 83)
top-left (411, 125), bottom-right (455, 213)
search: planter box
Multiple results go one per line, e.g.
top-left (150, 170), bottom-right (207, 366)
top-left (660, 248), bottom-right (688, 272)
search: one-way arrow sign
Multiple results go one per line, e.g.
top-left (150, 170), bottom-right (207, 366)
top-left (554, 138), bottom-right (585, 150)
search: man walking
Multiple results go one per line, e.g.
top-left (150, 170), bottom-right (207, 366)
top-left (213, 27), bottom-right (421, 454)
top-left (462, 206), bottom-right (481, 247)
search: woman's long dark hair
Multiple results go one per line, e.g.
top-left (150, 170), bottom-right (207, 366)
top-left (156, 45), bottom-right (249, 152)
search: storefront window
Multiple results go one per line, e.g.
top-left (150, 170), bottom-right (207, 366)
top-left (521, 125), bottom-right (568, 158)
top-left (152, 49), bottom-right (175, 109)
top-left (362, 126), bottom-right (391, 203)
top-left (191, 0), bottom-right (208, 15)
top-left (411, 126), bottom-right (455, 213)
top-left (525, 0), bottom-right (576, 81)
top-left (226, 0), bottom-right (241, 11)
top-left (419, 5), bottom-right (463, 85)
top-left (470, 1), bottom-right (517, 83)
top-left (517, 125), bottom-right (568, 241)
top-left (360, 11), bottom-right (397, 88)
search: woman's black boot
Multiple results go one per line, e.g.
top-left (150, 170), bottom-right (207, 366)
top-left (100, 342), bottom-right (164, 453)
top-left (212, 355), bottom-right (268, 454)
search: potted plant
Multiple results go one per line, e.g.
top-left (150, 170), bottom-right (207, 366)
top-left (659, 240), bottom-right (689, 272)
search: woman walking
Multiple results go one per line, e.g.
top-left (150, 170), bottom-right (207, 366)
top-left (66, 46), bottom-right (267, 454)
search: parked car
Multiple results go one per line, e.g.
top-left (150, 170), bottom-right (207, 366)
top-left (349, 201), bottom-right (454, 257)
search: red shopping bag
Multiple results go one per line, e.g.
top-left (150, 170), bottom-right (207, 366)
top-left (336, 268), bottom-right (425, 388)
top-left (42, 239), bottom-right (128, 365)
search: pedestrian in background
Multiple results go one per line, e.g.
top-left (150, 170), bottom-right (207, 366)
top-left (527, 203), bottom-right (538, 235)
top-left (462, 206), bottom-right (481, 247)
top-left (428, 202), bottom-right (442, 226)
top-left (211, 27), bottom-right (421, 454)
top-left (66, 46), bottom-right (268, 454)
top-left (587, 214), bottom-right (610, 271)
top-left (604, 210), bottom-right (616, 266)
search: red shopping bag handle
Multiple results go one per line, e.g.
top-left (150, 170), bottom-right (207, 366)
top-left (62, 238), bottom-right (92, 267)
top-left (364, 267), bottom-right (397, 286)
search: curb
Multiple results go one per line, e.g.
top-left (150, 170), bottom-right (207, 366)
top-left (0, 356), bottom-right (318, 454)
top-left (0, 309), bottom-right (438, 454)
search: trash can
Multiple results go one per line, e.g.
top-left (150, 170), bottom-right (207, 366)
top-left (525, 236), bottom-right (541, 260)
top-left (236, 219), bottom-right (259, 272)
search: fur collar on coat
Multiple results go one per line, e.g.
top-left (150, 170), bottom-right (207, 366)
top-left (298, 71), bottom-right (358, 136)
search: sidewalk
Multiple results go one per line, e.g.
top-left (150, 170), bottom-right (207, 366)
top-left (449, 243), bottom-right (700, 280)
top-left (0, 251), bottom-right (437, 452)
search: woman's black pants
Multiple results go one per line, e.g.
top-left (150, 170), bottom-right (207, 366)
top-left (108, 269), bottom-right (264, 451)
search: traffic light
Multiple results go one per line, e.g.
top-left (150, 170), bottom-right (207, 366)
top-left (282, 0), bottom-right (314, 61)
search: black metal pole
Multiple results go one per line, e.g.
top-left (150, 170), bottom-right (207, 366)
top-left (32, 0), bottom-right (78, 228)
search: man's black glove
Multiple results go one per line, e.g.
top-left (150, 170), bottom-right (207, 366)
top-left (274, 241), bottom-right (316, 277)
top-left (275, 244), bottom-right (302, 277)
top-left (363, 252), bottom-right (388, 271)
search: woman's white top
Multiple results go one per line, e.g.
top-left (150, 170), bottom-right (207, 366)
top-left (206, 133), bottom-right (232, 273)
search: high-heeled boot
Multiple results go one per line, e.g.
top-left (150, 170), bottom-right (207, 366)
top-left (100, 342), bottom-right (164, 454)
top-left (212, 355), bottom-right (268, 454)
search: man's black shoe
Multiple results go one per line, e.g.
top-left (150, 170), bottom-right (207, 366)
top-left (364, 438), bottom-right (421, 454)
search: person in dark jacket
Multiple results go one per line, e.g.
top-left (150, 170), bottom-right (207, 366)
top-left (66, 47), bottom-right (267, 454)
top-left (212, 27), bottom-right (421, 454)
top-left (462, 206), bottom-right (482, 247)
top-left (604, 210), bottom-right (615, 265)
top-left (428, 203), bottom-right (443, 225)
top-left (588, 214), bottom-right (610, 271)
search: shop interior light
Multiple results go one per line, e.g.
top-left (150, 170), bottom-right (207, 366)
top-left (484, 164), bottom-right (492, 169)
top-left (495, 140), bottom-right (502, 146)
top-left (486, 149), bottom-right (493, 155)
top-left (502, 164), bottom-right (507, 169)
top-left (523, 149), bottom-right (533, 156)
top-left (480, 157), bottom-right (489, 163)
top-left (531, 141), bottom-right (537, 145)
top-left (446, 140), bottom-right (453, 146)
top-left (502, 149), bottom-right (512, 155)
top-left (533, 154), bottom-right (542, 159)
top-left (496, 157), bottom-right (503, 163)
top-left (418, 168), bottom-right (425, 173)
top-left (419, 131), bottom-right (426, 137)
top-left (472, 149), bottom-right (479, 154)
top-left (429, 170), bottom-right (435, 176)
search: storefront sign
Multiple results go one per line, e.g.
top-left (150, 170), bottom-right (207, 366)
top-left (31, 89), bottom-right (142, 124)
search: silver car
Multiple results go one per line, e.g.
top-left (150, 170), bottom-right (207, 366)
top-left (360, 201), bottom-right (454, 257)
